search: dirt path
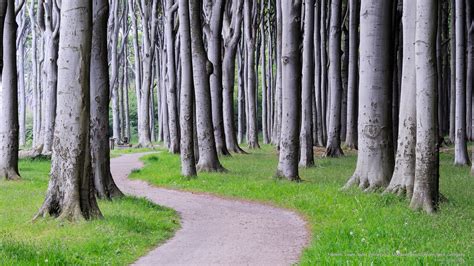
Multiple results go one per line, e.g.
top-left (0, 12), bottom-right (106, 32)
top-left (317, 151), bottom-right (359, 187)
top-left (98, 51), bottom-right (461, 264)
top-left (111, 153), bottom-right (309, 266)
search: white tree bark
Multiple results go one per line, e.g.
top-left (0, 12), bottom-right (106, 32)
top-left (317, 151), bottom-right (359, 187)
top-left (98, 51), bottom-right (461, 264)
top-left (385, 0), bottom-right (417, 197)
top-left (411, 0), bottom-right (439, 214)
top-left (276, 0), bottom-right (302, 181)
top-left (344, 0), bottom-right (394, 191)
top-left (35, 0), bottom-right (102, 221)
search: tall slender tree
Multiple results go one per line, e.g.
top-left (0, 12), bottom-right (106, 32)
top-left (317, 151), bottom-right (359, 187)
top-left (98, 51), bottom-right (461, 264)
top-left (189, 0), bottom-right (225, 172)
top-left (0, 0), bottom-right (20, 180)
top-left (178, 0), bottom-right (197, 177)
top-left (275, 0), bottom-right (302, 181)
top-left (90, 0), bottom-right (123, 199)
top-left (411, 0), bottom-right (439, 214)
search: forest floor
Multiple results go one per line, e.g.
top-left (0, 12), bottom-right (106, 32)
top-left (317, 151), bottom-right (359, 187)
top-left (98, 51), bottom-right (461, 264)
top-left (0, 157), bottom-right (179, 265)
top-left (112, 153), bottom-right (309, 265)
top-left (131, 144), bottom-right (473, 265)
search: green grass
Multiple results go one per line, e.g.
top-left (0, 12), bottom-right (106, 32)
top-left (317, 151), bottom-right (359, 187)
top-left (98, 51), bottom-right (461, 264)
top-left (131, 145), bottom-right (473, 265)
top-left (0, 158), bottom-right (180, 265)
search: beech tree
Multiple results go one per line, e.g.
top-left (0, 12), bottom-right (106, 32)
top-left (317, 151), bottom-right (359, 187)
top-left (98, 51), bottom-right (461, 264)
top-left (275, 0), bottom-right (302, 181)
top-left (411, 0), bottom-right (439, 214)
top-left (0, 0), bottom-right (20, 180)
top-left (90, 0), bottom-right (123, 199)
top-left (35, 0), bottom-right (102, 221)
top-left (177, 0), bottom-right (196, 177)
top-left (189, 0), bottom-right (225, 172)
top-left (385, 0), bottom-right (417, 197)
top-left (344, 0), bottom-right (394, 191)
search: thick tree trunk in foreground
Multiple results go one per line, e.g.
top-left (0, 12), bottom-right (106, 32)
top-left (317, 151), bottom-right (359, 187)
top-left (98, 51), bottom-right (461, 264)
top-left (385, 0), bottom-right (417, 197)
top-left (454, 0), bottom-right (470, 166)
top-left (325, 0), bottom-right (344, 157)
top-left (345, 0), bottom-right (359, 149)
top-left (411, 0), bottom-right (439, 214)
top-left (344, 0), bottom-right (394, 191)
top-left (222, 0), bottom-right (245, 154)
top-left (189, 0), bottom-right (225, 172)
top-left (90, 0), bottom-right (123, 199)
top-left (177, 0), bottom-right (196, 177)
top-left (0, 0), bottom-right (20, 180)
top-left (35, 0), bottom-right (102, 221)
top-left (299, 0), bottom-right (315, 167)
top-left (276, 0), bottom-right (302, 181)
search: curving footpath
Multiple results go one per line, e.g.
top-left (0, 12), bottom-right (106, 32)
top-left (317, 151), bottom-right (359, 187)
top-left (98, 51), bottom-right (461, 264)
top-left (111, 153), bottom-right (309, 266)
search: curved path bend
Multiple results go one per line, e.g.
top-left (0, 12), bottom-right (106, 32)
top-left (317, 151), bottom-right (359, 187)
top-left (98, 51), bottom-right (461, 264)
top-left (111, 153), bottom-right (309, 266)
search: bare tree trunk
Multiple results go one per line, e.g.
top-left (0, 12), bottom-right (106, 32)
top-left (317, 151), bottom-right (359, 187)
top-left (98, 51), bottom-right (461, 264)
top-left (325, 0), bottom-right (344, 157)
top-left (276, 0), bottom-right (302, 181)
top-left (38, 0), bottom-right (59, 155)
top-left (189, 0), bottom-right (225, 172)
top-left (299, 0), bottom-right (315, 167)
top-left (411, 0), bottom-right (439, 214)
top-left (35, 0), bottom-right (102, 221)
top-left (17, 6), bottom-right (26, 147)
top-left (271, 0), bottom-right (282, 146)
top-left (314, 0), bottom-right (324, 147)
top-left (0, 0), bottom-right (20, 180)
top-left (344, 0), bottom-right (394, 191)
top-left (449, 0), bottom-right (456, 143)
top-left (164, 0), bottom-right (180, 154)
top-left (222, 0), bottom-right (245, 153)
top-left (90, 0), bottom-right (123, 199)
top-left (454, 0), bottom-right (470, 166)
top-left (237, 44), bottom-right (246, 144)
top-left (177, 0), bottom-right (196, 177)
top-left (320, 0), bottom-right (328, 145)
top-left (345, 0), bottom-right (359, 149)
top-left (243, 0), bottom-right (260, 149)
top-left (385, 0), bottom-right (416, 197)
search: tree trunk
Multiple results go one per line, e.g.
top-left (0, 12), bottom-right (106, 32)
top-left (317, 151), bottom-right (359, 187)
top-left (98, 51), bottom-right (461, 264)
top-left (344, 0), bottom-right (394, 191)
top-left (320, 0), bottom-right (328, 145)
top-left (449, 0), bottom-right (456, 143)
top-left (299, 0), bottom-right (315, 167)
top-left (275, 0), bottom-right (302, 181)
top-left (164, 0), bottom-right (180, 154)
top-left (222, 0), bottom-right (245, 154)
top-left (325, 0), bottom-right (344, 157)
top-left (243, 0), bottom-right (260, 149)
top-left (90, 0), bottom-right (123, 199)
top-left (189, 0), bottom-right (225, 172)
top-left (177, 0), bottom-right (196, 177)
top-left (411, 0), bottom-right (439, 214)
top-left (0, 0), bottom-right (20, 180)
top-left (271, 0), bottom-right (282, 146)
top-left (385, 0), bottom-right (416, 197)
top-left (314, 0), bottom-right (324, 147)
top-left (454, 0), bottom-right (470, 166)
top-left (345, 0), bottom-right (359, 150)
top-left (35, 0), bottom-right (102, 221)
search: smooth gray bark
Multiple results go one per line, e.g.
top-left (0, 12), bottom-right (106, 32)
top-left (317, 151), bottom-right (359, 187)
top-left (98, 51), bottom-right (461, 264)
top-left (275, 0), bottom-right (302, 181)
top-left (344, 0), bottom-right (394, 191)
top-left (0, 0), bottom-right (20, 180)
top-left (90, 0), bottom-right (123, 199)
top-left (345, 0), bottom-right (359, 149)
top-left (299, 0), bottom-right (315, 167)
top-left (177, 0), bottom-right (197, 177)
top-left (325, 0), bottom-right (344, 157)
top-left (454, 0), bottom-right (470, 166)
top-left (189, 0), bottom-right (225, 172)
top-left (222, 0), bottom-right (245, 154)
top-left (385, 0), bottom-right (417, 197)
top-left (411, 0), bottom-right (439, 214)
top-left (35, 0), bottom-right (102, 221)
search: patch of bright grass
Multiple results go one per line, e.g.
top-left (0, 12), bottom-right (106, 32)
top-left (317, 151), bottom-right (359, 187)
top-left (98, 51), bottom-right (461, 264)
top-left (0, 158), bottom-right (180, 265)
top-left (131, 145), bottom-right (473, 265)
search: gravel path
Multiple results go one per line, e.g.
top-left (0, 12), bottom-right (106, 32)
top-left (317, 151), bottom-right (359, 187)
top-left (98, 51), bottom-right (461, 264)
top-left (111, 153), bottom-right (309, 266)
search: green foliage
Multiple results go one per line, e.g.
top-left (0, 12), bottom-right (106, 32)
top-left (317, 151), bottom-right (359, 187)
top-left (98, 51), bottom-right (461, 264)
top-left (0, 159), bottom-right (180, 265)
top-left (131, 145), bottom-right (473, 265)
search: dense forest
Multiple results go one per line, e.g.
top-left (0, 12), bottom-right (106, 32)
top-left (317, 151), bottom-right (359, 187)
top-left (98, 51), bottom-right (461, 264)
top-left (0, 0), bottom-right (473, 221)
